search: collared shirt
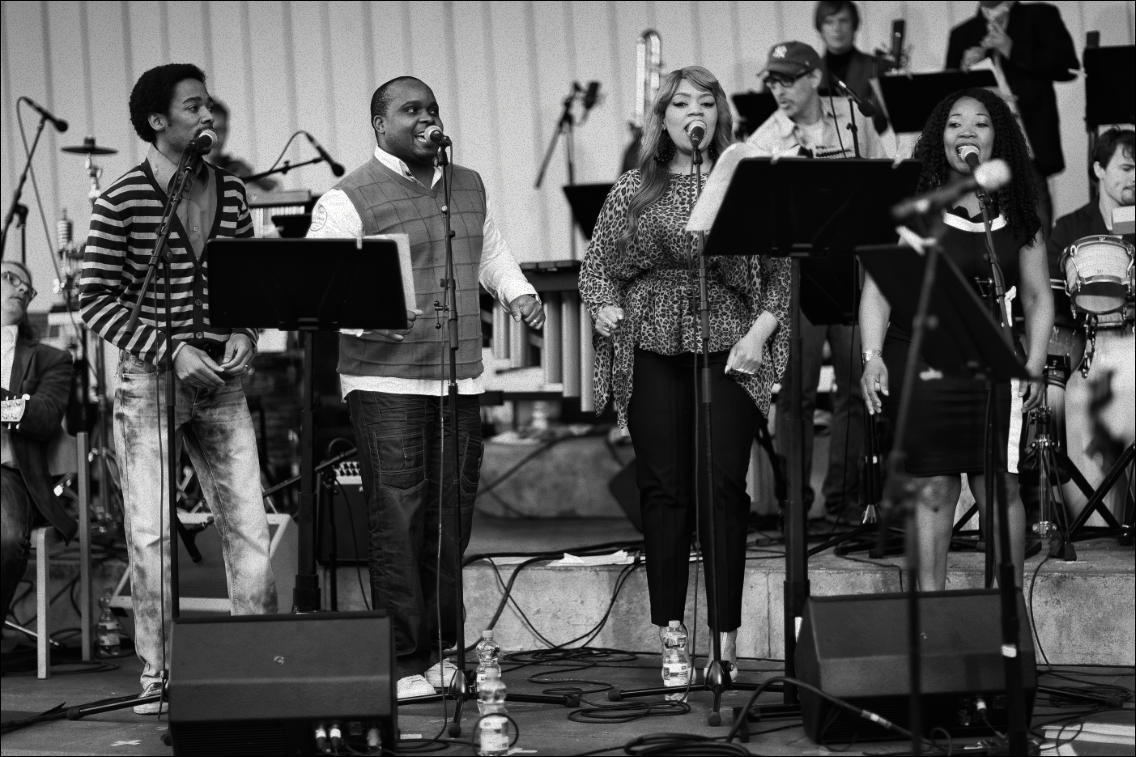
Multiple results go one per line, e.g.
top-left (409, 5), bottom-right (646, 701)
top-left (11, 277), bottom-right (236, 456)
top-left (147, 144), bottom-right (217, 260)
top-left (745, 102), bottom-right (890, 160)
top-left (1, 324), bottom-right (18, 467)
top-left (308, 145), bottom-right (537, 398)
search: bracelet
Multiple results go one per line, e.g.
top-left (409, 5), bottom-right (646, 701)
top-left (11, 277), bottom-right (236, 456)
top-left (861, 349), bottom-right (883, 365)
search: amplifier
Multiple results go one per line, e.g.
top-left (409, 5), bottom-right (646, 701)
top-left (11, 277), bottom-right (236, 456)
top-left (318, 461), bottom-right (369, 564)
top-left (794, 589), bottom-right (1036, 744)
top-left (169, 611), bottom-right (396, 755)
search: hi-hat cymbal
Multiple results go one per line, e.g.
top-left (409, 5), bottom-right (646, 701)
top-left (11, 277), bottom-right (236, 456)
top-left (61, 136), bottom-right (117, 156)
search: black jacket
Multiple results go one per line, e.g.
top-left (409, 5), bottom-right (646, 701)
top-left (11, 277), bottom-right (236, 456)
top-left (5, 336), bottom-right (76, 541)
top-left (946, 2), bottom-right (1079, 177)
top-left (820, 47), bottom-right (889, 134)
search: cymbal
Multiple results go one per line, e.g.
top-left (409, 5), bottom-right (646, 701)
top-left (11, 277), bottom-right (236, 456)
top-left (61, 136), bottom-right (117, 156)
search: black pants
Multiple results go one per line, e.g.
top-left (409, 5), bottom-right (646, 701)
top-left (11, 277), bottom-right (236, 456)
top-left (627, 348), bottom-right (759, 631)
top-left (346, 391), bottom-right (482, 679)
top-left (1, 467), bottom-right (40, 621)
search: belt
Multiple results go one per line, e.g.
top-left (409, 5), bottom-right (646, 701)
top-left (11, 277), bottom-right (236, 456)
top-left (185, 340), bottom-right (228, 361)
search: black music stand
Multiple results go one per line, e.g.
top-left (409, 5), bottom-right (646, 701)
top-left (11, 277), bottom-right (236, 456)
top-left (563, 183), bottom-right (613, 240)
top-left (206, 237), bottom-right (407, 613)
top-left (610, 150), bottom-right (921, 725)
top-left (859, 242), bottom-right (1032, 756)
top-left (878, 71), bottom-right (997, 133)
top-left (731, 91), bottom-right (777, 138)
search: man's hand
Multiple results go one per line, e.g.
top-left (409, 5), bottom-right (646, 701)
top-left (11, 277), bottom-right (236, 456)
top-left (1020, 358), bottom-right (1045, 413)
top-left (509, 295), bottom-right (545, 330)
top-left (174, 345), bottom-right (225, 389)
top-left (218, 334), bottom-right (256, 375)
top-left (961, 45), bottom-right (987, 70)
top-left (981, 21), bottom-right (1013, 59)
top-left (371, 309), bottom-right (424, 343)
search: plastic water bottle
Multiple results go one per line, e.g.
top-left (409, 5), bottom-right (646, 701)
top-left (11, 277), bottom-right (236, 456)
top-left (475, 629), bottom-right (501, 712)
top-left (477, 666), bottom-right (511, 756)
top-left (96, 595), bottom-right (122, 658)
top-left (660, 620), bottom-right (690, 699)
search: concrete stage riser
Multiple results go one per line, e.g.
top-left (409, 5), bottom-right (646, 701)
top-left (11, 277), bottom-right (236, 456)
top-left (327, 554), bottom-right (1135, 666)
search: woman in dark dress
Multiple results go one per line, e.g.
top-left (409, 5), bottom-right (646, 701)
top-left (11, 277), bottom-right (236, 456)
top-left (859, 88), bottom-right (1053, 590)
top-left (579, 66), bottom-right (790, 681)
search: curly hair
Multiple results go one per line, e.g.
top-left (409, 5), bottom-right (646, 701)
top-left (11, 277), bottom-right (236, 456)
top-left (912, 87), bottom-right (1040, 240)
top-left (617, 66), bottom-right (734, 256)
top-left (129, 63), bottom-right (206, 144)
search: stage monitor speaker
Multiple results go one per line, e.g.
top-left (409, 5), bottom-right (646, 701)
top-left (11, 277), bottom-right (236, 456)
top-left (169, 611), bottom-right (396, 755)
top-left (794, 589), bottom-right (1036, 744)
top-left (319, 461), bottom-right (369, 564)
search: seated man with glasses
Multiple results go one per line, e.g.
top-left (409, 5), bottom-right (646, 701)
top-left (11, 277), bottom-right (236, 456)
top-left (1, 260), bottom-right (76, 632)
top-left (746, 41), bottom-right (890, 524)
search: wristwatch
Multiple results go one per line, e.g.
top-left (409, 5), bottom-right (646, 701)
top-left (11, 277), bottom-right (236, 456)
top-left (861, 349), bottom-right (883, 366)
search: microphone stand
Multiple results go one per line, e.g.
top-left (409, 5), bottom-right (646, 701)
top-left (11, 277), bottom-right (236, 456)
top-left (1, 107), bottom-right (50, 258)
top-left (975, 190), bottom-right (1031, 756)
top-left (243, 156), bottom-right (330, 184)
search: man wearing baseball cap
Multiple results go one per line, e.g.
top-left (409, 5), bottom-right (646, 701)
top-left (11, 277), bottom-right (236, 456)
top-left (748, 40), bottom-right (890, 525)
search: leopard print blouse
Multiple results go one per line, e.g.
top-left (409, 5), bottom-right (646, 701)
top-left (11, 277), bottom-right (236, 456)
top-left (579, 169), bottom-right (791, 428)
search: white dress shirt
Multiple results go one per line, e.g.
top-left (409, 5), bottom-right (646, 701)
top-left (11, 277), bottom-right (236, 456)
top-left (2, 324), bottom-right (19, 467)
top-left (307, 146), bottom-right (537, 398)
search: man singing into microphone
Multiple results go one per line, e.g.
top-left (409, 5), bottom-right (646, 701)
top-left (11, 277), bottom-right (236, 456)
top-left (80, 63), bottom-right (277, 712)
top-left (747, 41), bottom-right (889, 523)
top-left (306, 76), bottom-right (543, 699)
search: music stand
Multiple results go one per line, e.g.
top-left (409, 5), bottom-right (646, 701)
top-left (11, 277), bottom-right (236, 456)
top-left (731, 91), bottom-right (777, 138)
top-left (859, 241), bottom-right (1032, 756)
top-left (563, 183), bottom-right (613, 240)
top-left (877, 71), bottom-right (997, 133)
top-left (1084, 45), bottom-right (1135, 127)
top-left (206, 238), bottom-right (408, 613)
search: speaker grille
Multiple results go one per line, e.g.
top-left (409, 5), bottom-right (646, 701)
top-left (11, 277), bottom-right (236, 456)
top-left (173, 721), bottom-right (291, 755)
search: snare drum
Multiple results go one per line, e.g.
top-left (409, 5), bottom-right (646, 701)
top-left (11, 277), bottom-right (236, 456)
top-left (1060, 235), bottom-right (1135, 315)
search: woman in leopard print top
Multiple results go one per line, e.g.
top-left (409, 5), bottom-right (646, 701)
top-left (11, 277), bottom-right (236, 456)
top-left (579, 66), bottom-right (790, 677)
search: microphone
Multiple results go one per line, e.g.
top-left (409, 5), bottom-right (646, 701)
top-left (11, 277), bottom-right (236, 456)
top-left (305, 132), bottom-right (345, 176)
top-left (831, 78), bottom-right (877, 118)
top-left (21, 97), bottom-right (68, 132)
top-left (958, 145), bottom-right (989, 202)
top-left (184, 128), bottom-right (217, 154)
top-left (423, 125), bottom-right (451, 147)
top-left (685, 120), bottom-right (707, 146)
top-left (892, 158), bottom-right (1011, 221)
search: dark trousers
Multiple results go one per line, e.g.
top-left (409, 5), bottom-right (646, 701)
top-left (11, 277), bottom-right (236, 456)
top-left (774, 315), bottom-right (864, 510)
top-left (627, 349), bottom-right (758, 631)
top-left (1, 467), bottom-right (38, 621)
top-left (346, 390), bottom-right (482, 679)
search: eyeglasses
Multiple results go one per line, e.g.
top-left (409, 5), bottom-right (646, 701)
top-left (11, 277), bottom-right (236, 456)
top-left (1, 270), bottom-right (37, 301)
top-left (764, 73), bottom-right (806, 90)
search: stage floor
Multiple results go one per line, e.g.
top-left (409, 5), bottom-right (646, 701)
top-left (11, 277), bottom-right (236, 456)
top-left (2, 652), bottom-right (1132, 756)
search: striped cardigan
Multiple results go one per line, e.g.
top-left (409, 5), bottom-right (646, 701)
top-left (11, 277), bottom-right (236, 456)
top-left (79, 160), bottom-right (256, 366)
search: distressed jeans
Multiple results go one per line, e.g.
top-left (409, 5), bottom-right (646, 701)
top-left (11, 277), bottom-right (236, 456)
top-left (114, 353), bottom-right (277, 688)
top-left (346, 391), bottom-right (482, 679)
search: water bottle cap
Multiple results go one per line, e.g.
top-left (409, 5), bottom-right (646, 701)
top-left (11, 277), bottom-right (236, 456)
top-left (482, 630), bottom-right (494, 639)
top-left (669, 620), bottom-right (682, 628)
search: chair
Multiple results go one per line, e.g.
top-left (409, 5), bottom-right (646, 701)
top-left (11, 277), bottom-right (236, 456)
top-left (28, 430), bottom-right (92, 679)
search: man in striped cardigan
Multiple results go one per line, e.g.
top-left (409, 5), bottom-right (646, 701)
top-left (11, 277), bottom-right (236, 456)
top-left (80, 63), bottom-right (277, 713)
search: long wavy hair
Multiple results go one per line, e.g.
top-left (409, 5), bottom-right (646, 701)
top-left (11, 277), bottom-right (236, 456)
top-left (616, 66), bottom-right (734, 255)
top-left (913, 87), bottom-right (1040, 240)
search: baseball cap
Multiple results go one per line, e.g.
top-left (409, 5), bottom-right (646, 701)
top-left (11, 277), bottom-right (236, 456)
top-left (758, 41), bottom-right (821, 79)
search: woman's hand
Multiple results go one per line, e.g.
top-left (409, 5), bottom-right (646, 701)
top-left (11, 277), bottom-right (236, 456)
top-left (860, 355), bottom-right (889, 415)
top-left (726, 330), bottom-right (765, 376)
top-left (594, 305), bottom-right (624, 338)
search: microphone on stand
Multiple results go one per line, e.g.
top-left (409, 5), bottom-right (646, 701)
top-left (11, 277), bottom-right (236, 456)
top-left (184, 128), bottom-right (218, 154)
top-left (831, 77), bottom-right (877, 118)
top-left (424, 125), bottom-right (452, 147)
top-left (21, 97), bottom-right (68, 132)
top-left (304, 132), bottom-right (345, 176)
top-left (685, 120), bottom-right (707, 147)
top-left (958, 145), bottom-right (990, 204)
top-left (892, 158), bottom-right (1011, 221)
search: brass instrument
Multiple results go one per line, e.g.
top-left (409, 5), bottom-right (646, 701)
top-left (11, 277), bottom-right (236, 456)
top-left (621, 30), bottom-right (662, 173)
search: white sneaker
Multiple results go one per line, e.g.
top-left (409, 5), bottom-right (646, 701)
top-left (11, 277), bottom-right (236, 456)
top-left (425, 659), bottom-right (461, 689)
top-left (133, 682), bottom-right (168, 715)
top-left (397, 674), bottom-right (436, 700)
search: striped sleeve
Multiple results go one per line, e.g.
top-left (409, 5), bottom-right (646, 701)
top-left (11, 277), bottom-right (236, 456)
top-left (223, 174), bottom-right (258, 346)
top-left (78, 182), bottom-right (170, 365)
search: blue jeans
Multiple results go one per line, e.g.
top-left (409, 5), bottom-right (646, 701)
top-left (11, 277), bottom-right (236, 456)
top-left (346, 391), bottom-right (482, 679)
top-left (1, 468), bottom-right (38, 620)
top-left (114, 353), bottom-right (277, 688)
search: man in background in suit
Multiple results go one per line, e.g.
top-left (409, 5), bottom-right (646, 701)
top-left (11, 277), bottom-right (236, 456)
top-left (1, 260), bottom-right (75, 629)
top-left (947, 0), bottom-right (1079, 231)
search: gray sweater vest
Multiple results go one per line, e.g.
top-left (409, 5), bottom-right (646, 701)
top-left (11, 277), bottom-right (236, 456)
top-left (336, 158), bottom-right (486, 380)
